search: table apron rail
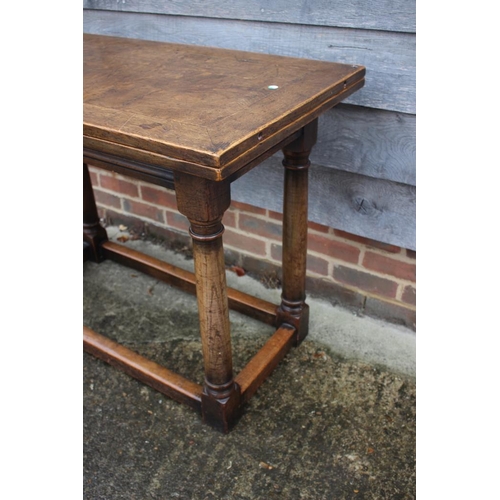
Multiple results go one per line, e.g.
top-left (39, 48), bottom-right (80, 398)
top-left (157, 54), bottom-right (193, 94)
top-left (84, 149), bottom-right (175, 189)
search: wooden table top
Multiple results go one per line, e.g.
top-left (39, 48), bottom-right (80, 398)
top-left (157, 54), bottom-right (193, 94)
top-left (84, 34), bottom-right (365, 181)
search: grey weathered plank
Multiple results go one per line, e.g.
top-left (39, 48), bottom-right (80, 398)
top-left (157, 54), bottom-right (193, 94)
top-left (83, 0), bottom-right (416, 33)
top-left (83, 10), bottom-right (416, 114)
top-left (231, 157), bottom-right (416, 250)
top-left (315, 105), bottom-right (416, 186)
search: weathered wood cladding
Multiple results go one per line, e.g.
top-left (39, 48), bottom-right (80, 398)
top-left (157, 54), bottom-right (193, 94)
top-left (232, 157), bottom-right (416, 251)
top-left (83, 0), bottom-right (416, 33)
top-left (83, 3), bottom-right (416, 249)
top-left (315, 105), bottom-right (415, 186)
top-left (83, 10), bottom-right (415, 114)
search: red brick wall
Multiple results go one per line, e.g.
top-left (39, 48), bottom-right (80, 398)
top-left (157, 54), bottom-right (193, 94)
top-left (89, 167), bottom-right (416, 329)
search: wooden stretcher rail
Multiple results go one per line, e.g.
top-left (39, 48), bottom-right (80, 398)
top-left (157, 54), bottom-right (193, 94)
top-left (83, 326), bottom-right (203, 411)
top-left (101, 240), bottom-right (278, 326)
top-left (235, 325), bottom-right (296, 404)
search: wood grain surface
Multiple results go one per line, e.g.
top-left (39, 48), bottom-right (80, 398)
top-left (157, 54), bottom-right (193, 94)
top-left (84, 34), bottom-right (365, 179)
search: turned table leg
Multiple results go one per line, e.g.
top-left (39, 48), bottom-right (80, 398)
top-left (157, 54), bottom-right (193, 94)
top-left (83, 163), bottom-right (108, 262)
top-left (277, 119), bottom-right (318, 345)
top-left (174, 173), bottom-right (240, 432)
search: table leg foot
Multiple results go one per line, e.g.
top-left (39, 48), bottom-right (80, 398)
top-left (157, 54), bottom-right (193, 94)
top-left (201, 381), bottom-right (242, 433)
top-left (277, 301), bottom-right (310, 346)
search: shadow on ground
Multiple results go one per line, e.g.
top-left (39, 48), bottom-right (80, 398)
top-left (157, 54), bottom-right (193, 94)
top-left (83, 242), bottom-right (415, 500)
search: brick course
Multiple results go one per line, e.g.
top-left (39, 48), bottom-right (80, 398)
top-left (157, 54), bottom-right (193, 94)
top-left (308, 220), bottom-right (331, 234)
top-left (402, 285), bottom-right (416, 306)
top-left (271, 243), bottom-right (329, 276)
top-left (333, 265), bottom-right (399, 299)
top-left (406, 249), bottom-right (416, 259)
top-left (232, 200), bottom-right (266, 216)
top-left (334, 229), bottom-right (401, 254)
top-left (223, 228), bottom-right (267, 257)
top-left (239, 213), bottom-right (282, 241)
top-left (222, 209), bottom-right (237, 229)
top-left (93, 189), bottom-right (121, 210)
top-left (165, 210), bottom-right (190, 232)
top-left (87, 165), bottom-right (416, 329)
top-left (89, 170), bottom-right (99, 187)
top-left (362, 251), bottom-right (416, 282)
top-left (140, 185), bottom-right (177, 210)
top-left (122, 199), bottom-right (164, 224)
top-left (308, 232), bottom-right (360, 264)
top-left (100, 174), bottom-right (139, 198)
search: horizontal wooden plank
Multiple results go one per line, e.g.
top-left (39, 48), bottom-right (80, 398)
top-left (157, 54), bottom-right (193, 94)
top-left (231, 158), bottom-right (416, 250)
top-left (83, 0), bottom-right (416, 33)
top-left (235, 325), bottom-right (296, 404)
top-left (83, 326), bottom-right (203, 411)
top-left (315, 104), bottom-right (416, 186)
top-left (83, 10), bottom-right (415, 114)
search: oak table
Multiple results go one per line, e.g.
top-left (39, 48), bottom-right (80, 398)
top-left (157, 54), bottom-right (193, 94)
top-left (83, 34), bottom-right (365, 432)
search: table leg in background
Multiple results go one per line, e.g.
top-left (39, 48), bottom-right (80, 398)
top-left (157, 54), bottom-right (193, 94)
top-left (277, 119), bottom-right (318, 345)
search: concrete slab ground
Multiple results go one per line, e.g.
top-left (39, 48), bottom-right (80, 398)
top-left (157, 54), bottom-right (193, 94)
top-left (83, 228), bottom-right (416, 499)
